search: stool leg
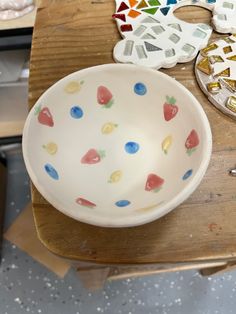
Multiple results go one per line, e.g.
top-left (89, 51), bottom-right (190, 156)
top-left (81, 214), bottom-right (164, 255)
top-left (77, 267), bottom-right (110, 290)
top-left (200, 262), bottom-right (236, 276)
top-left (0, 152), bottom-right (7, 264)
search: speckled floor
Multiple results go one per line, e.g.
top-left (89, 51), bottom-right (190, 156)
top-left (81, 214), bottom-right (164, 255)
top-left (1, 145), bottom-right (236, 314)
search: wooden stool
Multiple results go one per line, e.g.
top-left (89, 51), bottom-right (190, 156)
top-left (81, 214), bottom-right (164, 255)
top-left (29, 0), bottom-right (236, 289)
top-left (0, 152), bottom-right (7, 262)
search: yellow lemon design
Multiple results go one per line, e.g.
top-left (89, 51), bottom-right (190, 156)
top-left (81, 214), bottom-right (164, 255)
top-left (64, 80), bottom-right (84, 93)
top-left (101, 122), bottom-right (118, 135)
top-left (43, 142), bottom-right (58, 155)
top-left (162, 135), bottom-right (173, 155)
top-left (136, 201), bottom-right (164, 213)
top-left (108, 170), bottom-right (122, 183)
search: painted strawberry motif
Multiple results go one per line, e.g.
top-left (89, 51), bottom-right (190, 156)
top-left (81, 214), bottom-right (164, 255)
top-left (185, 129), bottom-right (200, 155)
top-left (145, 174), bottom-right (164, 193)
top-left (81, 149), bottom-right (105, 164)
top-left (97, 86), bottom-right (114, 108)
top-left (163, 96), bottom-right (179, 121)
top-left (76, 197), bottom-right (96, 209)
top-left (35, 105), bottom-right (54, 127)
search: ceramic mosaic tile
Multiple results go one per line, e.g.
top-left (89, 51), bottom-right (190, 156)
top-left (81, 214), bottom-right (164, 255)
top-left (195, 35), bottom-right (236, 120)
top-left (113, 0), bottom-right (236, 69)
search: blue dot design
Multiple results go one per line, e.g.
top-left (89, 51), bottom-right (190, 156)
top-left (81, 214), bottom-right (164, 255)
top-left (115, 200), bottom-right (131, 207)
top-left (182, 169), bottom-right (193, 181)
top-left (125, 142), bottom-right (140, 154)
top-left (44, 164), bottom-right (59, 180)
top-left (70, 106), bottom-right (83, 119)
top-left (134, 83), bottom-right (147, 96)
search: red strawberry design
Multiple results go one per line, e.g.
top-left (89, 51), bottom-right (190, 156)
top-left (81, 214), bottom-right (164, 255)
top-left (185, 129), bottom-right (200, 155)
top-left (163, 96), bottom-right (179, 121)
top-left (145, 174), bottom-right (164, 192)
top-left (35, 106), bottom-right (54, 127)
top-left (97, 86), bottom-right (114, 108)
top-left (76, 197), bottom-right (96, 209)
top-left (81, 149), bottom-right (105, 164)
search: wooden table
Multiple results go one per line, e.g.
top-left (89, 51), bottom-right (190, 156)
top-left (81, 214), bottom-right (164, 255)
top-left (29, 0), bottom-right (236, 283)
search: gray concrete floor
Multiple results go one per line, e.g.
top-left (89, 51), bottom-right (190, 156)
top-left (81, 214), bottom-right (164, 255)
top-left (0, 145), bottom-right (236, 314)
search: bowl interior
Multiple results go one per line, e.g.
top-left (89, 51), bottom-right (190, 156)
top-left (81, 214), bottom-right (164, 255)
top-left (23, 64), bottom-right (212, 227)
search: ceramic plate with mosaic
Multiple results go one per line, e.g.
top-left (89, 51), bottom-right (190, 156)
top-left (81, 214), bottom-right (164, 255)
top-left (113, 0), bottom-right (236, 69)
top-left (195, 35), bottom-right (236, 120)
top-left (23, 64), bottom-right (212, 227)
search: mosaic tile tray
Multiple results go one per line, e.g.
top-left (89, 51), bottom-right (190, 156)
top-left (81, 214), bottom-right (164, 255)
top-left (113, 0), bottom-right (236, 69)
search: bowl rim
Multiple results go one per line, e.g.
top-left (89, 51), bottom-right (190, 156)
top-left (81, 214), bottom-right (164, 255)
top-left (23, 63), bottom-right (212, 228)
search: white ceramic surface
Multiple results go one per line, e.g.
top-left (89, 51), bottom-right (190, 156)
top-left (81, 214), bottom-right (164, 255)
top-left (0, 0), bottom-right (34, 21)
top-left (195, 35), bottom-right (236, 120)
top-left (113, 0), bottom-right (236, 69)
top-left (23, 64), bottom-right (212, 227)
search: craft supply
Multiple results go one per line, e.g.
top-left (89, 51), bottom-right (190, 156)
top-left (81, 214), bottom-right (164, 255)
top-left (226, 96), bottom-right (236, 113)
top-left (196, 57), bottom-right (213, 75)
top-left (209, 55), bottom-right (224, 64)
top-left (206, 82), bottom-right (222, 94)
top-left (195, 36), bottom-right (236, 120)
top-left (221, 78), bottom-right (236, 92)
top-left (213, 67), bottom-right (230, 78)
top-left (113, 0), bottom-right (236, 69)
top-left (229, 168), bottom-right (236, 176)
top-left (201, 43), bottom-right (219, 57)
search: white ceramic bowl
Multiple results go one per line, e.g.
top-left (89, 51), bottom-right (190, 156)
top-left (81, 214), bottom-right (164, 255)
top-left (23, 64), bottom-right (212, 227)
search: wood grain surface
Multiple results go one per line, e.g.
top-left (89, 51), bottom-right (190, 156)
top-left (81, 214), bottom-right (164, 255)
top-left (29, 0), bottom-right (236, 264)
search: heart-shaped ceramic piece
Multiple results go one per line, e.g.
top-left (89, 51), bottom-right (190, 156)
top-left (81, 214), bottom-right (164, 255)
top-left (23, 64), bottom-right (212, 227)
